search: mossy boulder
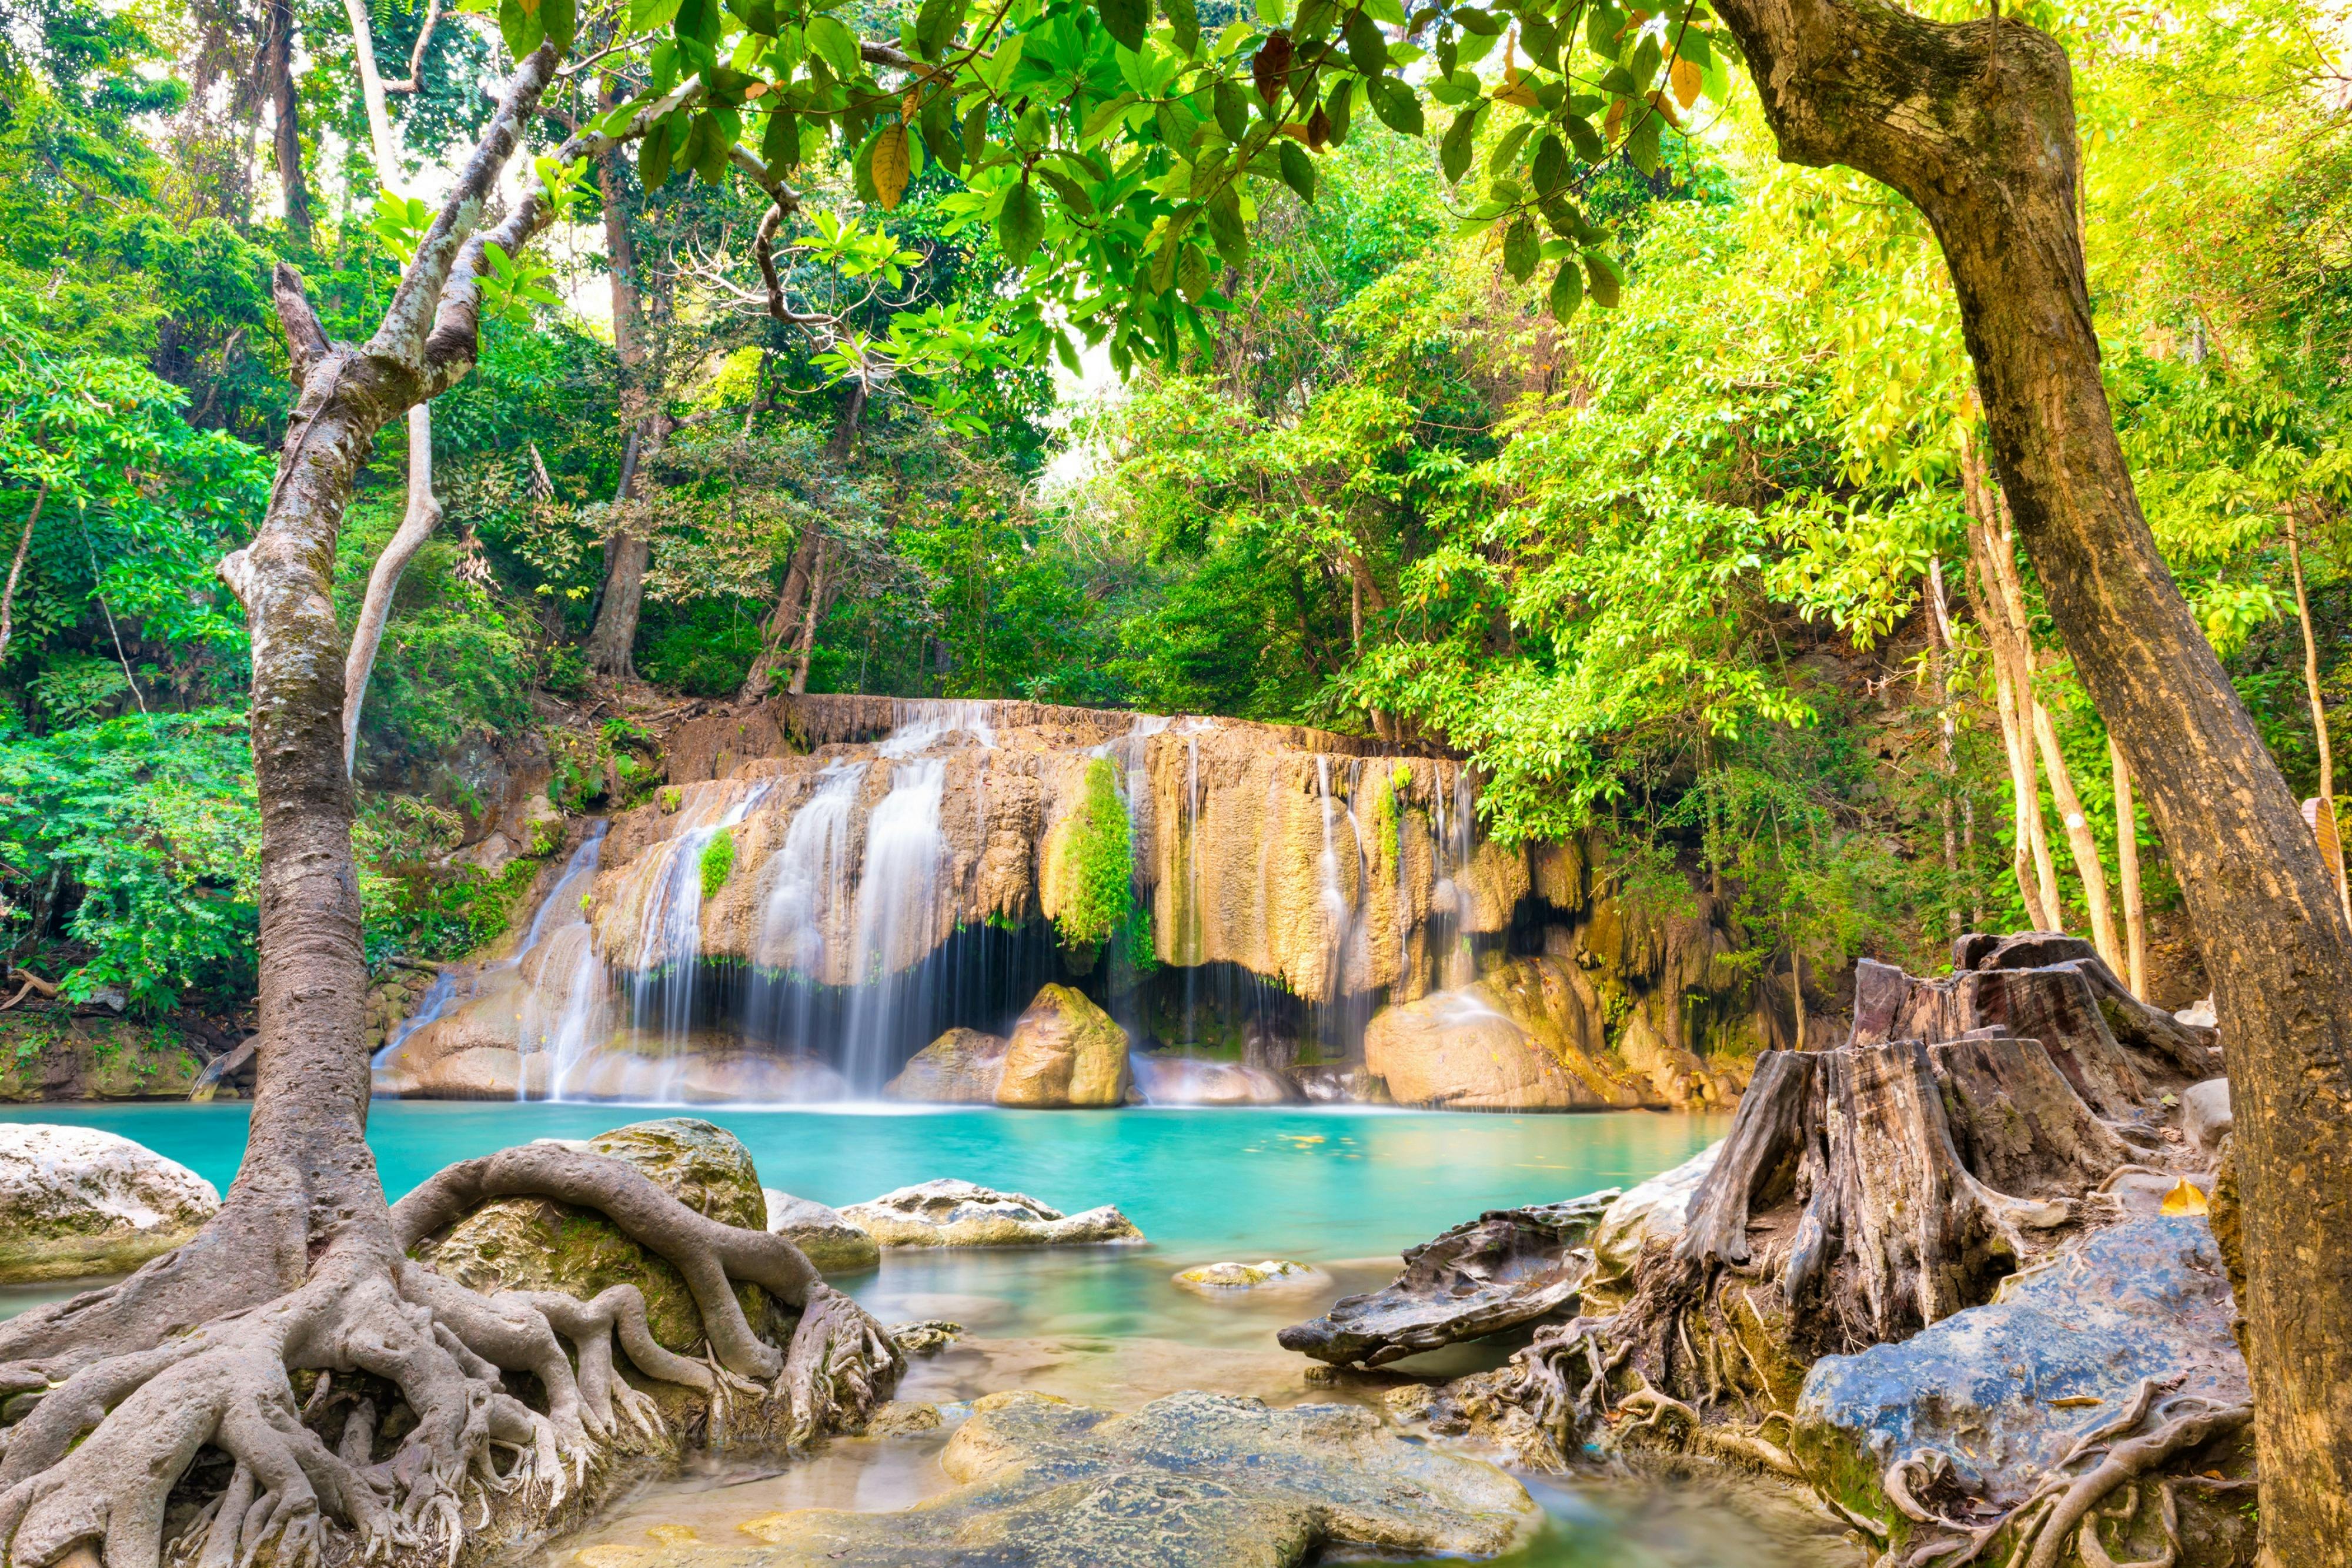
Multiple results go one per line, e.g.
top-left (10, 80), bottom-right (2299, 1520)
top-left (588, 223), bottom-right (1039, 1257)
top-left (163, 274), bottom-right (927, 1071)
top-left (413, 1118), bottom-right (777, 1355)
top-left (0, 1013), bottom-right (204, 1102)
top-left (0, 1124), bottom-right (220, 1281)
top-left (997, 985), bottom-right (1131, 1108)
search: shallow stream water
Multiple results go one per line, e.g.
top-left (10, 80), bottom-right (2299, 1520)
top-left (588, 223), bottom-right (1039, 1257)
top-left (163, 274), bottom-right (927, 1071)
top-left (0, 1102), bottom-right (1860, 1566)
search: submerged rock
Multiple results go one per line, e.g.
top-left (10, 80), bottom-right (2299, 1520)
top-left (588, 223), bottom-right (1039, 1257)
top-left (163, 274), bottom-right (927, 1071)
top-left (586, 1389), bottom-right (1538, 1567)
top-left (997, 984), bottom-right (1132, 1107)
top-left (0, 1124), bottom-right (219, 1281)
top-left (416, 1118), bottom-right (777, 1354)
top-left (886, 1320), bottom-right (961, 1356)
top-left (1795, 1215), bottom-right (2249, 1526)
top-left (1279, 1191), bottom-right (1617, 1368)
top-left (1175, 1259), bottom-right (1328, 1293)
top-left (884, 1027), bottom-right (1008, 1102)
top-left (839, 1178), bottom-right (1144, 1248)
top-left (761, 1187), bottom-right (879, 1274)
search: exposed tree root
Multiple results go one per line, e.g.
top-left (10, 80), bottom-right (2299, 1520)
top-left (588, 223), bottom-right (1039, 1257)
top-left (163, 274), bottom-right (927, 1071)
top-left (0, 1146), bottom-right (903, 1568)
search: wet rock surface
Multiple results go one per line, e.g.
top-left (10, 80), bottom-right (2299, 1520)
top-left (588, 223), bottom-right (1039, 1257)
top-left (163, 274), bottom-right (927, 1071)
top-left (761, 1186), bottom-right (878, 1274)
top-left (883, 1028), bottom-right (1007, 1102)
top-left (1279, 1191), bottom-right (1617, 1367)
top-left (0, 1014), bottom-right (208, 1102)
top-left (839, 1178), bottom-right (1145, 1248)
top-left (1585, 1141), bottom-right (1721, 1308)
top-left (1132, 1054), bottom-right (1297, 1105)
top-left (415, 1118), bottom-right (778, 1353)
top-left (577, 1389), bottom-right (1538, 1568)
top-left (0, 1124), bottom-right (219, 1281)
top-left (1174, 1259), bottom-right (1328, 1293)
top-left (995, 985), bottom-right (1131, 1108)
top-left (1795, 1216), bottom-right (2249, 1517)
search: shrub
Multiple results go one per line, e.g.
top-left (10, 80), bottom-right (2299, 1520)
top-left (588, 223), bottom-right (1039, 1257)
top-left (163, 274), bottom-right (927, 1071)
top-left (700, 827), bottom-right (734, 900)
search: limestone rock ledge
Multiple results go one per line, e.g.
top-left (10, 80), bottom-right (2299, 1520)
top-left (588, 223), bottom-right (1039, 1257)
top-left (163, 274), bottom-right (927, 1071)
top-left (0, 1124), bottom-right (220, 1281)
top-left (839, 1179), bottom-right (1144, 1248)
top-left (576, 1389), bottom-right (1539, 1568)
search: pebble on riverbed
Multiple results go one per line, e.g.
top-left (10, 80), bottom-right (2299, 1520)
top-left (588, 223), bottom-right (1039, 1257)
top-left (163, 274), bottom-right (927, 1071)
top-left (887, 1319), bottom-right (963, 1355)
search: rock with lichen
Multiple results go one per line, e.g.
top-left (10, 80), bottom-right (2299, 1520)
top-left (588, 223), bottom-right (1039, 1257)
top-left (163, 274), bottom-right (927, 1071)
top-left (0, 1124), bottom-right (219, 1282)
top-left (838, 1178), bottom-right (1142, 1248)
top-left (412, 1118), bottom-right (776, 1354)
top-left (995, 985), bottom-right (1131, 1108)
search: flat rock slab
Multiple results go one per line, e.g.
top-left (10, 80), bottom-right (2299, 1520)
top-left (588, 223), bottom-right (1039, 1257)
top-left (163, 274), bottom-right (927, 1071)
top-left (576, 1390), bottom-right (1538, 1568)
top-left (1277, 1191), bottom-right (1616, 1367)
top-left (840, 1179), bottom-right (1144, 1248)
top-left (1795, 1216), bottom-right (2247, 1513)
top-left (762, 1186), bottom-right (879, 1274)
top-left (0, 1123), bottom-right (219, 1281)
top-left (1174, 1259), bottom-right (1328, 1294)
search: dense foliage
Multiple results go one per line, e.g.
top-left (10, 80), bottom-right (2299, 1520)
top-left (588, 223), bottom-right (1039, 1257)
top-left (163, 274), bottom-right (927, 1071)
top-left (0, 0), bottom-right (2344, 1014)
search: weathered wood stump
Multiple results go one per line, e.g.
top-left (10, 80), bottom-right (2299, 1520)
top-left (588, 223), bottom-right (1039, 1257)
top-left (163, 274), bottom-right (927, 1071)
top-left (1490, 933), bottom-right (2210, 1427)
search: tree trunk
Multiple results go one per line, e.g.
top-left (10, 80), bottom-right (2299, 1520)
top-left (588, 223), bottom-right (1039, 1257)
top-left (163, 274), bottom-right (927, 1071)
top-left (1703, 0), bottom-right (2352, 1542)
top-left (2029, 694), bottom-right (2120, 968)
top-left (584, 121), bottom-right (663, 680)
top-left (786, 539), bottom-right (831, 696)
top-left (2112, 735), bottom-right (2147, 998)
top-left (0, 61), bottom-right (900, 1568)
top-left (0, 483), bottom-right (47, 663)
top-left (741, 386), bottom-right (863, 701)
top-left (1960, 466), bottom-right (2060, 930)
top-left (261, 0), bottom-right (313, 242)
top-left (2287, 506), bottom-right (2349, 920)
top-left (1926, 556), bottom-right (1963, 931)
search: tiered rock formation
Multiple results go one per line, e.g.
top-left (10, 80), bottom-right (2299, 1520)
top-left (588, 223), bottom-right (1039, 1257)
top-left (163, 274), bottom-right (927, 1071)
top-left (375, 696), bottom-right (1776, 1108)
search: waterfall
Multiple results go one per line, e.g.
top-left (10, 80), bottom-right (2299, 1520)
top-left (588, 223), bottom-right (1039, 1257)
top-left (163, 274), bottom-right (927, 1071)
top-left (839, 747), bottom-right (953, 1091)
top-left (624, 783), bottom-right (770, 1095)
top-left (747, 761), bottom-right (866, 1058)
top-left (516, 821), bottom-right (611, 1100)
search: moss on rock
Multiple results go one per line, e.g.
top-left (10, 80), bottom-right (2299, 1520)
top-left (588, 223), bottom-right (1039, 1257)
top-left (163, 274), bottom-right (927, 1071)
top-left (413, 1117), bottom-right (777, 1355)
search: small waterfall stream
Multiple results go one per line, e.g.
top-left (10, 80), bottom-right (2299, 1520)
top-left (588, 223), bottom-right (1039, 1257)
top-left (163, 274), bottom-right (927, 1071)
top-left (517, 821), bottom-right (610, 1099)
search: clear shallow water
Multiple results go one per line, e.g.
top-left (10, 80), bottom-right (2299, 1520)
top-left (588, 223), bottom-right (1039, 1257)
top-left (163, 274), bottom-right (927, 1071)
top-left (0, 1103), bottom-right (1855, 1565)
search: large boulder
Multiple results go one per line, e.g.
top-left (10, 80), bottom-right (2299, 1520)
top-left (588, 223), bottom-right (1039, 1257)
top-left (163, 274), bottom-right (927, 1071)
top-left (996, 985), bottom-right (1131, 1108)
top-left (884, 1028), bottom-right (1008, 1102)
top-left (0, 1017), bottom-right (206, 1102)
top-left (1278, 1192), bottom-right (1616, 1368)
top-left (1795, 1216), bottom-right (2249, 1537)
top-left (0, 1125), bottom-right (220, 1281)
top-left (838, 1178), bottom-right (1143, 1248)
top-left (2181, 1076), bottom-right (2231, 1157)
top-left (413, 1118), bottom-right (777, 1353)
top-left (584, 1390), bottom-right (1540, 1567)
top-left (1362, 988), bottom-right (1595, 1110)
top-left (761, 1188), bottom-right (879, 1274)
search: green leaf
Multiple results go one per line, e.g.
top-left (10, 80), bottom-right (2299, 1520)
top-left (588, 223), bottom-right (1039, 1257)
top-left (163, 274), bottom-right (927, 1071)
top-left (806, 15), bottom-right (861, 78)
top-left (1214, 78), bottom-right (1249, 141)
top-left (963, 99), bottom-right (991, 165)
top-left (1206, 185), bottom-right (1247, 266)
top-left (542, 0), bottom-right (576, 54)
top-left (1439, 106), bottom-right (1477, 183)
top-left (762, 106), bottom-right (801, 167)
top-left (638, 115), bottom-right (677, 188)
top-left (914, 0), bottom-right (961, 57)
top-left (1177, 242), bottom-right (1213, 302)
top-left (496, 0), bottom-right (532, 61)
top-left (997, 178), bottom-right (1044, 265)
top-left (1502, 215), bottom-right (1538, 282)
top-left (1037, 165), bottom-right (1097, 218)
top-left (1451, 5), bottom-right (1501, 32)
top-left (1529, 132), bottom-right (1563, 194)
top-left (1097, 0), bottom-right (1150, 52)
top-left (1084, 91), bottom-right (1140, 141)
top-left (1563, 111), bottom-right (1604, 163)
top-left (1277, 138), bottom-right (1315, 202)
top-left (1365, 73), bottom-right (1421, 135)
top-left (1486, 119), bottom-right (1531, 176)
top-left (1518, 12), bottom-right (1556, 66)
top-left (1583, 248), bottom-right (1621, 306)
top-left (1326, 75), bottom-right (1353, 143)
top-left (1343, 11), bottom-right (1388, 75)
top-left (1547, 255), bottom-right (1583, 321)
top-left (1165, 0), bottom-right (1199, 54)
top-left (1626, 109), bottom-right (1661, 175)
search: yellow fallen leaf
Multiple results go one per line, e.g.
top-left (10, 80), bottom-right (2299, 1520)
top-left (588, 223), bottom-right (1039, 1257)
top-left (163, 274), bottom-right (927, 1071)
top-left (2161, 1177), bottom-right (2210, 1216)
top-left (2049, 1396), bottom-right (2103, 1407)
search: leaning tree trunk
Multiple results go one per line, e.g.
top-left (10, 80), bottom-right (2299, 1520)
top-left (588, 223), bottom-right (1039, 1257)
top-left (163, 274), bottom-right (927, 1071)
top-left (583, 120), bottom-right (663, 681)
top-left (1705, 0), bottom-right (2352, 1551)
top-left (0, 55), bottom-right (899, 1568)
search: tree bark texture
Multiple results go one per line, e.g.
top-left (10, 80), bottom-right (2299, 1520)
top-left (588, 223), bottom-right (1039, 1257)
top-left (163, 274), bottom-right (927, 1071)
top-left (2286, 508), bottom-right (2349, 920)
top-left (2112, 737), bottom-right (2147, 997)
top-left (584, 125), bottom-right (662, 680)
top-left (1703, 1), bottom-right (2352, 1541)
top-left (262, 0), bottom-right (313, 242)
top-left (1959, 451), bottom-right (2062, 931)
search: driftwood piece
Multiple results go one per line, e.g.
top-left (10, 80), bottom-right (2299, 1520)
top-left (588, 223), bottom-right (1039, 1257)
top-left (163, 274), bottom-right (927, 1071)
top-left (1278, 1193), bottom-right (1615, 1367)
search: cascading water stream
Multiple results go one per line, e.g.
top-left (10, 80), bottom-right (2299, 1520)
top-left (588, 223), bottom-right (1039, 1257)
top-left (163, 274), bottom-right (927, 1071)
top-left (839, 751), bottom-right (953, 1092)
top-left (747, 761), bottom-right (866, 1058)
top-left (512, 821), bottom-right (612, 1099)
top-left (624, 783), bottom-right (771, 1098)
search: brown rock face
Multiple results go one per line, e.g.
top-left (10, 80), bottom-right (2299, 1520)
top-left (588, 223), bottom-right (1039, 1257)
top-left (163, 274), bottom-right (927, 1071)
top-left (886, 1028), bottom-right (1009, 1102)
top-left (997, 985), bottom-right (1131, 1108)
